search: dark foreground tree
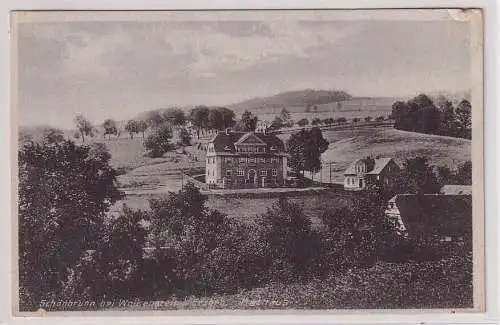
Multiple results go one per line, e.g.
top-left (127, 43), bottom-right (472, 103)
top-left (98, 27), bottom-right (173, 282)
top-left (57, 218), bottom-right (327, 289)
top-left (18, 139), bottom-right (122, 311)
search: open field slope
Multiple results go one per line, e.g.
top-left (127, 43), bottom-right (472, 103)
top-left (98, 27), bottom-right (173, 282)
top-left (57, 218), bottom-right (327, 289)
top-left (279, 128), bottom-right (471, 184)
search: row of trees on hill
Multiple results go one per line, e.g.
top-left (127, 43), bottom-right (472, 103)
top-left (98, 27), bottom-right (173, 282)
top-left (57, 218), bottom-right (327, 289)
top-left (391, 94), bottom-right (471, 139)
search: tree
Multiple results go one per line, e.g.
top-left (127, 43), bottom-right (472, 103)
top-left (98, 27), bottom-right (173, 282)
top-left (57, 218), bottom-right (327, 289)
top-left (352, 117), bottom-right (360, 123)
top-left (137, 120), bottom-right (148, 138)
top-left (144, 122), bottom-right (173, 157)
top-left (163, 108), bottom-right (186, 126)
top-left (103, 119), bottom-right (118, 140)
top-left (364, 116), bottom-right (372, 122)
top-left (214, 107), bottom-right (236, 130)
top-left (287, 127), bottom-right (329, 177)
top-left (18, 140), bottom-right (122, 310)
top-left (323, 118), bottom-right (334, 125)
top-left (178, 127), bottom-right (192, 147)
top-left (297, 118), bottom-right (309, 127)
top-left (279, 107), bottom-right (291, 123)
top-left (375, 116), bottom-right (385, 122)
top-left (145, 111), bottom-right (165, 128)
top-left (125, 119), bottom-right (139, 139)
top-left (234, 110), bottom-right (258, 132)
top-left (311, 118), bottom-right (322, 125)
top-left (269, 116), bottom-right (284, 131)
top-left (396, 157), bottom-right (442, 195)
top-left (456, 100), bottom-right (472, 139)
top-left (41, 128), bottom-right (65, 145)
top-left (74, 114), bottom-right (93, 143)
top-left (189, 106), bottom-right (210, 137)
top-left (336, 117), bottom-right (347, 124)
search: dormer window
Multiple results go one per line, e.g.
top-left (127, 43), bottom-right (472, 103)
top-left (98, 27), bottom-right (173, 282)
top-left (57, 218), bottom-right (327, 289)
top-left (270, 146), bottom-right (277, 151)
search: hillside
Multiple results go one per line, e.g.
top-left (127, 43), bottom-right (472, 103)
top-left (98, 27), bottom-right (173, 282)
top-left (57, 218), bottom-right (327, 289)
top-left (228, 89), bottom-right (352, 113)
top-left (279, 128), bottom-right (472, 184)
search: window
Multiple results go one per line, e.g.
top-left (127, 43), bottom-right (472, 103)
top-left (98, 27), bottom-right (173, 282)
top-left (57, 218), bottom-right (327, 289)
top-left (272, 169), bottom-right (278, 176)
top-left (226, 170), bottom-right (232, 177)
top-left (266, 158), bottom-right (271, 164)
top-left (237, 170), bottom-right (245, 176)
top-left (259, 158), bottom-right (266, 163)
top-left (258, 147), bottom-right (265, 153)
top-left (249, 157), bottom-right (256, 163)
top-left (225, 157), bottom-right (232, 163)
top-left (260, 170), bottom-right (267, 176)
top-left (271, 158), bottom-right (278, 164)
top-left (239, 157), bottom-right (246, 164)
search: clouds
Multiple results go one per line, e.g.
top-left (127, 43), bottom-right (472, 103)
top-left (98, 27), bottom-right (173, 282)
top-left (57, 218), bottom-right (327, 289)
top-left (16, 15), bottom-right (472, 128)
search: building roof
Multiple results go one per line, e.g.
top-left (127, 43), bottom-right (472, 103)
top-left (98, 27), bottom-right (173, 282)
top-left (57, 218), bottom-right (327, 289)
top-left (389, 194), bottom-right (472, 238)
top-left (344, 157), bottom-right (396, 175)
top-left (210, 131), bottom-right (285, 154)
top-left (440, 185), bottom-right (472, 195)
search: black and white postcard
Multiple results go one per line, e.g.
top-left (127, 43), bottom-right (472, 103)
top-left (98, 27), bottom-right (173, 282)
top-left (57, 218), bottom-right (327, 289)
top-left (11, 9), bottom-right (485, 315)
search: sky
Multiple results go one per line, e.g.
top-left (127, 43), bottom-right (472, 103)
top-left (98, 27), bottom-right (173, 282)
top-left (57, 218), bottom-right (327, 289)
top-left (16, 10), bottom-right (472, 128)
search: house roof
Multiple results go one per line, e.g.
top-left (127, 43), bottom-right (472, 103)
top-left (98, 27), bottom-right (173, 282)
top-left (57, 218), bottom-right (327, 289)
top-left (344, 157), bottom-right (396, 175)
top-left (210, 131), bottom-right (285, 154)
top-left (390, 194), bottom-right (472, 238)
top-left (440, 185), bottom-right (472, 195)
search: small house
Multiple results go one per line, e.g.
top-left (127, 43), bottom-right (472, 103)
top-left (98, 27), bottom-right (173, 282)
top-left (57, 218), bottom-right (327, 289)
top-left (344, 157), bottom-right (400, 190)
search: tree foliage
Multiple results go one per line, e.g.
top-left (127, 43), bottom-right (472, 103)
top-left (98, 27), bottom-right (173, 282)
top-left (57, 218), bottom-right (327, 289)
top-left (395, 157), bottom-right (442, 195)
top-left (437, 161), bottom-right (472, 185)
top-left (297, 118), bottom-right (309, 126)
top-left (144, 122), bottom-right (174, 157)
top-left (392, 95), bottom-right (471, 139)
top-left (287, 127), bottom-right (329, 175)
top-left (163, 108), bottom-right (186, 126)
top-left (18, 139), bottom-right (122, 310)
top-left (234, 110), bottom-right (258, 132)
top-left (125, 119), bottom-right (139, 139)
top-left (103, 119), bottom-right (118, 139)
top-left (41, 128), bottom-right (65, 145)
top-left (74, 114), bottom-right (94, 143)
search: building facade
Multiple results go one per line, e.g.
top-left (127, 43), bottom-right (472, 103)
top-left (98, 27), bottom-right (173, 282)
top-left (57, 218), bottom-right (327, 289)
top-left (205, 130), bottom-right (288, 189)
top-left (344, 157), bottom-right (400, 190)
